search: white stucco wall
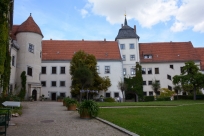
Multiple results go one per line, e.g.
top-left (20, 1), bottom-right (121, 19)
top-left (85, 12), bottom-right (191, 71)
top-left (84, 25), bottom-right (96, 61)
top-left (15, 32), bottom-right (42, 88)
top-left (141, 61), bottom-right (200, 96)
top-left (117, 38), bottom-right (139, 78)
top-left (41, 60), bottom-right (124, 100)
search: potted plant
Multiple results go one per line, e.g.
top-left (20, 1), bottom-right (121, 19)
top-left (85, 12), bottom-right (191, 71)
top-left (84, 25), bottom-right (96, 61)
top-left (78, 100), bottom-right (99, 119)
top-left (29, 96), bottom-right (33, 102)
top-left (63, 97), bottom-right (70, 106)
top-left (65, 98), bottom-right (78, 111)
top-left (40, 94), bottom-right (45, 101)
top-left (57, 96), bottom-right (63, 102)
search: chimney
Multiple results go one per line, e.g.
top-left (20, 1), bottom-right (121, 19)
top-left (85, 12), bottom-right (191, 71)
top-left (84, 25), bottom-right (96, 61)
top-left (104, 38), bottom-right (106, 41)
top-left (121, 24), bottom-right (123, 28)
top-left (82, 39), bottom-right (84, 41)
top-left (50, 38), bottom-right (52, 40)
top-left (134, 25), bottom-right (136, 33)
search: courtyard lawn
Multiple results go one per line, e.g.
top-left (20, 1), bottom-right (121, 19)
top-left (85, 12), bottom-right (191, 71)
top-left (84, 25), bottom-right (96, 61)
top-left (97, 100), bottom-right (204, 107)
top-left (98, 101), bottom-right (204, 136)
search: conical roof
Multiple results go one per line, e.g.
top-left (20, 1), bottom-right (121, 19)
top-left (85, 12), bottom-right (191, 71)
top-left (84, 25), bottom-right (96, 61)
top-left (16, 14), bottom-right (43, 37)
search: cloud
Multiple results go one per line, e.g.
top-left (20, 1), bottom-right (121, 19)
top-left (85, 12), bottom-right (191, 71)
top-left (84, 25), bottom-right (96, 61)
top-left (87, 0), bottom-right (204, 32)
top-left (80, 9), bottom-right (88, 18)
top-left (87, 0), bottom-right (178, 28)
top-left (171, 0), bottom-right (204, 33)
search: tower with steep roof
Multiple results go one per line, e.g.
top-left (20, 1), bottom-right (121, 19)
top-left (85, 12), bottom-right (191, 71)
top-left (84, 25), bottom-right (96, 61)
top-left (15, 14), bottom-right (43, 100)
top-left (116, 15), bottom-right (140, 78)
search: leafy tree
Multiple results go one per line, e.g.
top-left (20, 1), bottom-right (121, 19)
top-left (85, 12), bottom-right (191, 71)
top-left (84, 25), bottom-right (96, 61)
top-left (74, 65), bottom-right (93, 100)
top-left (160, 88), bottom-right (175, 97)
top-left (124, 62), bottom-right (143, 102)
top-left (117, 78), bottom-right (127, 102)
top-left (173, 85), bottom-right (182, 100)
top-left (70, 50), bottom-right (111, 98)
top-left (151, 79), bottom-right (160, 98)
top-left (173, 61), bottom-right (204, 100)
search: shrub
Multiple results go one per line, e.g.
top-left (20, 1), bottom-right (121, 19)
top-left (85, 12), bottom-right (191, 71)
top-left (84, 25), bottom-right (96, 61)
top-left (174, 95), bottom-right (193, 100)
top-left (156, 97), bottom-right (171, 101)
top-left (78, 100), bottom-right (99, 117)
top-left (104, 97), bottom-right (115, 102)
top-left (144, 96), bottom-right (154, 102)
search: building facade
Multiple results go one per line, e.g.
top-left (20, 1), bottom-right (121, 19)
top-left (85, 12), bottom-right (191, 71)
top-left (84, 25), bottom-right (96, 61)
top-left (8, 15), bottom-right (204, 100)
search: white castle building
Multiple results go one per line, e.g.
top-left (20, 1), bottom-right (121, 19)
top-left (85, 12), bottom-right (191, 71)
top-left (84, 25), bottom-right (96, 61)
top-left (9, 14), bottom-right (204, 101)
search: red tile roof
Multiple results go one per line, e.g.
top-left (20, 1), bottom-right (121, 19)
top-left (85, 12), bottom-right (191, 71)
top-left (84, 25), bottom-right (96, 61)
top-left (139, 42), bottom-right (200, 63)
top-left (195, 48), bottom-right (204, 70)
top-left (10, 25), bottom-right (19, 40)
top-left (42, 40), bottom-right (121, 61)
top-left (16, 15), bottom-right (43, 37)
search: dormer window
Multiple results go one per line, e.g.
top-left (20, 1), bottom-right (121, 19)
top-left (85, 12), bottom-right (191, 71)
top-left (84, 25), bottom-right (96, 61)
top-left (144, 54), bottom-right (152, 59)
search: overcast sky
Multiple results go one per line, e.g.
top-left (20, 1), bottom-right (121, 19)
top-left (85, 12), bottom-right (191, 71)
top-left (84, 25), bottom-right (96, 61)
top-left (14, 0), bottom-right (204, 47)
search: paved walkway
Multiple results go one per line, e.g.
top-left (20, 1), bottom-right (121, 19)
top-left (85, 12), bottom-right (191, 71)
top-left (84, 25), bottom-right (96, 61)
top-left (6, 101), bottom-right (129, 136)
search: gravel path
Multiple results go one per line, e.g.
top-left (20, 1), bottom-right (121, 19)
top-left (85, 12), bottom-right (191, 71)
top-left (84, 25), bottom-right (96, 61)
top-left (7, 101), bottom-right (129, 136)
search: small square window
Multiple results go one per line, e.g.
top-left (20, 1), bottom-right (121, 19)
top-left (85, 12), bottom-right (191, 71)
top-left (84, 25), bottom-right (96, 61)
top-left (148, 68), bottom-right (152, 74)
top-left (129, 44), bottom-right (135, 49)
top-left (52, 67), bottom-right (57, 74)
top-left (41, 81), bottom-right (46, 87)
top-left (120, 44), bottom-right (125, 49)
top-left (123, 68), bottom-right (126, 76)
top-left (60, 81), bottom-right (65, 87)
top-left (130, 55), bottom-right (135, 61)
top-left (131, 68), bottom-right (135, 75)
top-left (143, 81), bottom-right (146, 85)
top-left (122, 55), bottom-right (126, 61)
top-left (180, 67), bottom-right (184, 73)
top-left (60, 67), bottom-right (65, 74)
top-left (60, 93), bottom-right (66, 98)
top-left (156, 80), bottom-right (160, 84)
top-left (149, 91), bottom-right (153, 96)
top-left (170, 65), bottom-right (174, 69)
top-left (155, 68), bottom-right (159, 74)
top-left (105, 66), bottom-right (110, 74)
top-left (142, 68), bottom-right (146, 74)
top-left (51, 81), bottom-right (57, 87)
top-left (167, 75), bottom-right (171, 80)
top-left (27, 67), bottom-right (32, 76)
top-left (28, 43), bottom-right (34, 53)
top-left (106, 92), bottom-right (111, 98)
top-left (148, 81), bottom-right (152, 85)
top-left (114, 92), bottom-right (119, 97)
top-left (168, 85), bottom-right (172, 91)
top-left (41, 67), bottom-right (46, 74)
top-left (143, 92), bottom-right (147, 96)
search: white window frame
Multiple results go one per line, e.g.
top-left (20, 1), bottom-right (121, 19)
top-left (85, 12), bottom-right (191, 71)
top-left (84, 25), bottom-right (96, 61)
top-left (52, 66), bottom-right (57, 74)
top-left (120, 44), bottom-right (125, 49)
top-left (123, 68), bottom-right (126, 75)
top-left (122, 55), bottom-right (126, 61)
top-left (130, 55), bottom-right (135, 61)
top-left (105, 66), bottom-right (110, 74)
top-left (60, 81), bottom-right (66, 87)
top-left (131, 68), bottom-right (135, 75)
top-left (51, 81), bottom-right (57, 87)
top-left (129, 43), bottom-right (135, 49)
top-left (28, 43), bottom-right (34, 53)
top-left (60, 66), bottom-right (66, 74)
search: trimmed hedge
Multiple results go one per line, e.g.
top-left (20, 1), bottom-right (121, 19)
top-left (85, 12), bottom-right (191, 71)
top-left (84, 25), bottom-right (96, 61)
top-left (156, 97), bottom-right (171, 101)
top-left (174, 95), bottom-right (204, 100)
top-left (104, 97), bottom-right (115, 102)
top-left (144, 96), bottom-right (154, 102)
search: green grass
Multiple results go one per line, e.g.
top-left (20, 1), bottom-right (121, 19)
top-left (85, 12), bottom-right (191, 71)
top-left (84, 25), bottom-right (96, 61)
top-left (98, 101), bottom-right (204, 136)
top-left (97, 100), bottom-right (204, 107)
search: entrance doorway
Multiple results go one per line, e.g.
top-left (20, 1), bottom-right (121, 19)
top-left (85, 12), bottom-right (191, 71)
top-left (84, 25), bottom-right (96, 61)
top-left (32, 90), bottom-right (37, 101)
top-left (51, 93), bottom-right (57, 101)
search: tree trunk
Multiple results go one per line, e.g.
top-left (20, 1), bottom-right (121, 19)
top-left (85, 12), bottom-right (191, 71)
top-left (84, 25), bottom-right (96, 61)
top-left (177, 93), bottom-right (178, 100)
top-left (193, 87), bottom-right (196, 100)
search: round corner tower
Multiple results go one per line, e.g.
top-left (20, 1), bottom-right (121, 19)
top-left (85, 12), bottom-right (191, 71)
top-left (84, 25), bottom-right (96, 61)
top-left (15, 14), bottom-right (43, 100)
